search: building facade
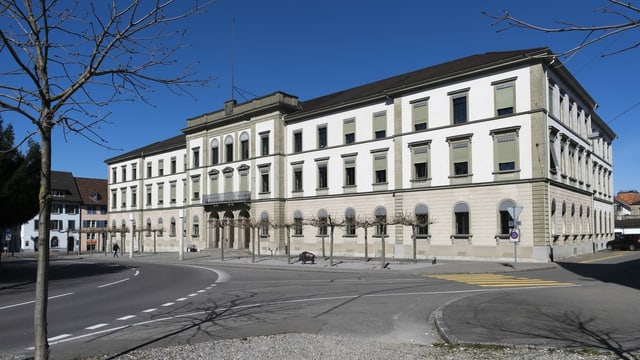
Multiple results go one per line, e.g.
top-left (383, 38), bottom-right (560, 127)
top-left (20, 172), bottom-right (108, 253)
top-left (75, 177), bottom-right (109, 252)
top-left (105, 48), bottom-right (616, 262)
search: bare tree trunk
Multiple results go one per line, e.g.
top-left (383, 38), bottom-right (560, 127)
top-left (412, 225), bottom-right (417, 263)
top-left (35, 126), bottom-right (52, 360)
top-left (286, 226), bottom-right (291, 264)
top-left (364, 226), bottom-right (368, 261)
top-left (252, 227), bottom-right (256, 263)
top-left (381, 235), bottom-right (386, 270)
top-left (329, 225), bottom-right (334, 266)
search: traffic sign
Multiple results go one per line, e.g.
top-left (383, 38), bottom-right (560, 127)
top-left (507, 206), bottom-right (523, 221)
top-left (509, 228), bottom-right (520, 243)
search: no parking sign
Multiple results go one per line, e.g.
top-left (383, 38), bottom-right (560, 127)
top-left (509, 228), bottom-right (520, 243)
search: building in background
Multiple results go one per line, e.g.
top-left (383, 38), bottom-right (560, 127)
top-left (75, 177), bottom-right (108, 252)
top-left (615, 190), bottom-right (640, 235)
top-left (21, 172), bottom-right (107, 253)
top-left (105, 47), bottom-right (616, 262)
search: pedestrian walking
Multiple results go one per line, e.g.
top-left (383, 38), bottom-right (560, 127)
top-left (112, 243), bottom-right (120, 257)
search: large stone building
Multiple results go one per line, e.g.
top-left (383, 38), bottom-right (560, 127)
top-left (105, 47), bottom-right (616, 262)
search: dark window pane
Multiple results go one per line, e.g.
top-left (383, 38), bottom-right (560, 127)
top-left (454, 162), bottom-right (468, 175)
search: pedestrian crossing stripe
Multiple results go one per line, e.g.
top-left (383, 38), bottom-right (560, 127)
top-left (426, 273), bottom-right (575, 287)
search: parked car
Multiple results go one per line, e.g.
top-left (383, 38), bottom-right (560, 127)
top-left (606, 234), bottom-right (640, 251)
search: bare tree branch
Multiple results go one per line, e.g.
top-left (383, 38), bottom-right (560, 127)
top-left (483, 0), bottom-right (640, 58)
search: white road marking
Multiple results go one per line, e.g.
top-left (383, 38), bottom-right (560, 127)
top-left (97, 278), bottom-right (129, 288)
top-left (48, 334), bottom-right (71, 341)
top-left (0, 292), bottom-right (73, 310)
top-left (161, 302), bottom-right (174, 307)
top-left (117, 315), bottom-right (136, 320)
top-left (197, 290), bottom-right (205, 293)
top-left (86, 323), bottom-right (109, 330)
top-left (188, 293), bottom-right (197, 297)
top-left (142, 308), bottom-right (157, 313)
top-left (176, 298), bottom-right (187, 302)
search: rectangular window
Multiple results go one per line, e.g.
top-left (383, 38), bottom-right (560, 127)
top-left (451, 92), bottom-right (468, 124)
top-left (170, 181), bottom-right (177, 204)
top-left (343, 118), bottom-right (355, 144)
top-left (121, 166), bottom-right (127, 182)
top-left (261, 173), bottom-right (269, 193)
top-left (411, 99), bottom-right (428, 131)
top-left (192, 148), bottom-right (200, 168)
top-left (68, 220), bottom-right (75, 231)
top-left (261, 132), bottom-right (269, 156)
top-left (373, 111), bottom-right (386, 139)
top-left (111, 190), bottom-right (117, 209)
top-left (455, 211), bottom-right (470, 234)
top-left (410, 144), bottom-right (430, 181)
top-left (158, 159), bottom-right (164, 176)
top-left (112, 168), bottom-right (117, 183)
top-left (171, 157), bottom-right (177, 174)
top-left (318, 125), bottom-right (327, 148)
top-left (192, 177), bottom-right (200, 200)
top-left (493, 131), bottom-right (518, 172)
top-left (121, 188), bottom-right (127, 208)
top-left (241, 139), bottom-right (249, 160)
top-left (259, 165), bottom-right (270, 194)
top-left (146, 185), bottom-right (152, 206)
top-left (293, 167), bottom-right (303, 192)
top-left (131, 164), bottom-right (137, 180)
top-left (146, 162), bottom-right (152, 178)
top-left (157, 183), bottom-right (164, 205)
top-left (317, 164), bottom-right (328, 189)
top-left (495, 81), bottom-right (515, 116)
top-left (212, 146), bottom-right (219, 165)
top-left (226, 142), bottom-right (233, 162)
top-left (131, 186), bottom-right (137, 207)
top-left (294, 131), bottom-right (303, 153)
top-left (344, 159), bottom-right (356, 186)
top-left (449, 138), bottom-right (471, 177)
top-left (373, 154), bottom-right (387, 184)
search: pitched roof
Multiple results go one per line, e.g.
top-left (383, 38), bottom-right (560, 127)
top-left (617, 191), bottom-right (640, 206)
top-left (51, 171), bottom-right (81, 202)
top-left (104, 134), bottom-right (185, 164)
top-left (288, 47), bottom-right (552, 119)
top-left (74, 177), bottom-right (108, 206)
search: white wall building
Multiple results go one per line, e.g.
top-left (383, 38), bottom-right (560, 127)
top-left (105, 48), bottom-right (616, 262)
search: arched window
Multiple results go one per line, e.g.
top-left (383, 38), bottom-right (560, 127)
top-left (157, 218), bottom-right (164, 237)
top-left (260, 211), bottom-right (269, 236)
top-left (294, 210), bottom-right (303, 235)
top-left (551, 199), bottom-right (557, 235)
top-left (225, 135), bottom-right (234, 162)
top-left (374, 206), bottom-right (387, 236)
top-left (211, 139), bottom-right (219, 165)
top-left (170, 217), bottom-right (176, 237)
top-left (193, 215), bottom-right (200, 237)
top-left (454, 202), bottom-right (469, 235)
top-left (240, 132), bottom-right (250, 160)
top-left (146, 218), bottom-right (152, 236)
top-left (415, 203), bottom-right (429, 236)
top-left (318, 208), bottom-right (328, 236)
top-left (498, 199), bottom-right (516, 235)
top-left (345, 207), bottom-right (356, 236)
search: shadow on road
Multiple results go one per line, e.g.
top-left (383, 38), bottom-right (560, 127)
top-left (556, 255), bottom-right (640, 291)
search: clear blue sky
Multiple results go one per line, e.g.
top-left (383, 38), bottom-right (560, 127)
top-left (7, 0), bottom-right (639, 193)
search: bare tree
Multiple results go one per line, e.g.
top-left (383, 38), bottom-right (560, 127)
top-left (0, 1), bottom-right (213, 358)
top-left (484, 1), bottom-right (640, 58)
top-left (308, 213), bottom-right (344, 266)
top-left (354, 214), bottom-right (373, 262)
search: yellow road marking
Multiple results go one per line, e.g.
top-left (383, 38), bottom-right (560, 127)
top-left (578, 252), bottom-right (630, 263)
top-left (427, 273), bottom-right (574, 287)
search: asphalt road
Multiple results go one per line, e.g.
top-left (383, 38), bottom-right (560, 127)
top-left (1, 251), bottom-right (639, 359)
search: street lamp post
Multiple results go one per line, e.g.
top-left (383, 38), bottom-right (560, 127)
top-left (129, 213), bottom-right (134, 258)
top-left (178, 209), bottom-right (184, 261)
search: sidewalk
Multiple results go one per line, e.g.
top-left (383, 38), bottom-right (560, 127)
top-left (4, 249), bottom-right (559, 275)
